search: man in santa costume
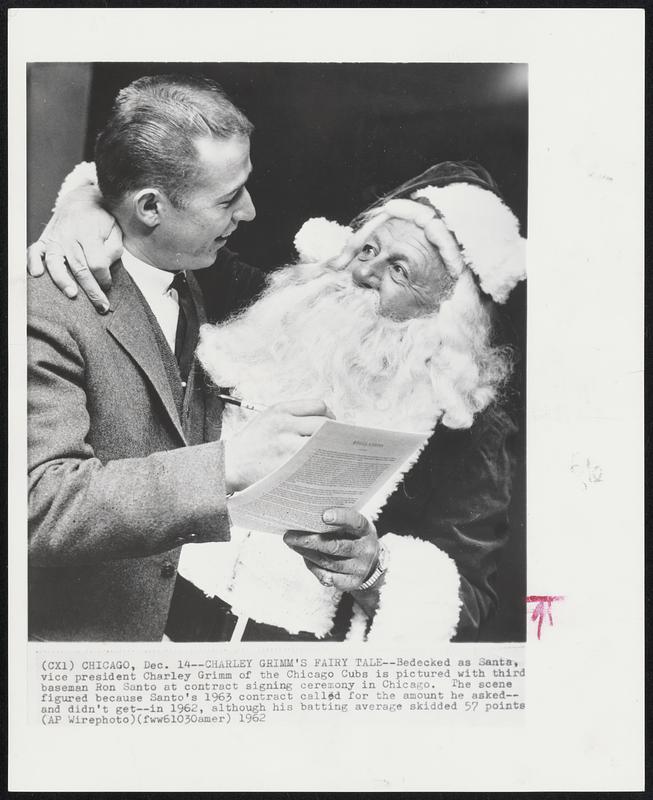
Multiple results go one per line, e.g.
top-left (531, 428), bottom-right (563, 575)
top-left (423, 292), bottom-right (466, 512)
top-left (29, 161), bottom-right (525, 643)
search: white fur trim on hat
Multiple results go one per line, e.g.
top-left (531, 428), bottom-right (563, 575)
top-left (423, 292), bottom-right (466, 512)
top-left (294, 217), bottom-right (352, 263)
top-left (413, 184), bottom-right (526, 304)
top-left (346, 532), bottom-right (462, 643)
top-left (293, 182), bottom-right (525, 303)
top-left (381, 198), bottom-right (466, 277)
top-left (54, 161), bottom-right (98, 211)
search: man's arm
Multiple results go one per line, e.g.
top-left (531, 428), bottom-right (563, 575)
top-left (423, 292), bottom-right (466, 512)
top-left (28, 299), bottom-right (231, 567)
top-left (27, 163), bottom-right (121, 311)
top-left (29, 290), bottom-right (333, 566)
top-left (26, 162), bottom-right (267, 315)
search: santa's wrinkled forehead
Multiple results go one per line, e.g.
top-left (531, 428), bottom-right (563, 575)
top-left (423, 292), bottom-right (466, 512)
top-left (349, 215), bottom-right (457, 321)
top-left (363, 218), bottom-right (443, 274)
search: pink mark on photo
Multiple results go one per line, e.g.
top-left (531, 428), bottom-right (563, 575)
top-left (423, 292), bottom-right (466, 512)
top-left (525, 595), bottom-right (565, 639)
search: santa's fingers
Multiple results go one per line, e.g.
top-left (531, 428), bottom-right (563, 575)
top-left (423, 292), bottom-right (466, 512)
top-left (285, 526), bottom-right (378, 583)
top-left (26, 240), bottom-right (46, 277)
top-left (284, 529), bottom-right (366, 556)
top-left (42, 242), bottom-right (79, 299)
top-left (290, 415), bottom-right (332, 437)
top-left (67, 256), bottom-right (111, 313)
top-left (328, 211), bottom-right (389, 270)
top-left (322, 507), bottom-right (374, 538)
top-left (104, 220), bottom-right (124, 255)
top-left (302, 561), bottom-right (365, 592)
top-left (290, 545), bottom-right (363, 575)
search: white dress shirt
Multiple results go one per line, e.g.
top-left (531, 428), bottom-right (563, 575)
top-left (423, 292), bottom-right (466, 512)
top-left (121, 248), bottom-right (182, 355)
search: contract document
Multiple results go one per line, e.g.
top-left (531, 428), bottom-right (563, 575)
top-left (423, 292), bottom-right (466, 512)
top-left (228, 419), bottom-right (429, 534)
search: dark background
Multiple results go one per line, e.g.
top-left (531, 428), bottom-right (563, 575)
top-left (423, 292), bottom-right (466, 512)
top-left (27, 62), bottom-right (527, 641)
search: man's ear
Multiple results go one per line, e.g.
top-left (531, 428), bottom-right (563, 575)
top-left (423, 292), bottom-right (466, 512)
top-left (132, 188), bottom-right (165, 228)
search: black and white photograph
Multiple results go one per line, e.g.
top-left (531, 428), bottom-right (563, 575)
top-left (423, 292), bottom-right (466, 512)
top-left (9, 8), bottom-right (644, 794)
top-left (26, 61), bottom-right (527, 645)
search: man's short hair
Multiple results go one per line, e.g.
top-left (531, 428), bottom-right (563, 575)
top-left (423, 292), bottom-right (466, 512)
top-left (95, 74), bottom-right (254, 209)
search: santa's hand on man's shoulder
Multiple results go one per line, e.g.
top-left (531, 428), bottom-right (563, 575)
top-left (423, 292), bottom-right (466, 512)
top-left (283, 508), bottom-right (380, 593)
top-left (27, 170), bottom-right (122, 314)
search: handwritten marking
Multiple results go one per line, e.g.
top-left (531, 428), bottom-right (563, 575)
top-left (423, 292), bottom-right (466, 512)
top-left (570, 453), bottom-right (603, 489)
top-left (525, 595), bottom-right (565, 640)
top-left (588, 171), bottom-right (614, 182)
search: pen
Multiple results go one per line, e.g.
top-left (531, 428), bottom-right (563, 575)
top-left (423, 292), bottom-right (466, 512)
top-left (217, 393), bottom-right (267, 413)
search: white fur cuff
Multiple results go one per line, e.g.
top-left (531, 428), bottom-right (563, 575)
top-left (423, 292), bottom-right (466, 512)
top-left (346, 533), bottom-right (462, 643)
top-left (54, 161), bottom-right (98, 210)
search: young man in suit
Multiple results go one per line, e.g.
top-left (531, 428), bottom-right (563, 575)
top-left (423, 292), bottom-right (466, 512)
top-left (27, 74), bottom-right (331, 641)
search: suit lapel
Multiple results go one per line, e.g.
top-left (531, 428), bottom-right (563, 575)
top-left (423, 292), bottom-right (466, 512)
top-left (106, 261), bottom-right (187, 445)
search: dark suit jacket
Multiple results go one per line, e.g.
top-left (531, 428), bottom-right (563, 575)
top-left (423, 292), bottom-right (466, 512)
top-left (27, 260), bottom-right (232, 641)
top-left (376, 404), bottom-right (517, 641)
top-left (194, 247), bottom-right (266, 323)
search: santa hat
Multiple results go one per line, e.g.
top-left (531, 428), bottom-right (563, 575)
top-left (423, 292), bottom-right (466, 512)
top-left (294, 166), bottom-right (526, 305)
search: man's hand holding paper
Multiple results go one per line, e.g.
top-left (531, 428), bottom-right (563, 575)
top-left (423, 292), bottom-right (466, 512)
top-left (224, 399), bottom-right (335, 493)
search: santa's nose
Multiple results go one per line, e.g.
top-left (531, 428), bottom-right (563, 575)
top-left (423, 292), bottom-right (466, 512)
top-left (352, 260), bottom-right (381, 290)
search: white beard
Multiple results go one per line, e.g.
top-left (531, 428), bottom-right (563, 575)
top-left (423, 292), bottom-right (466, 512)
top-left (179, 262), bottom-right (488, 637)
top-left (197, 261), bottom-right (454, 438)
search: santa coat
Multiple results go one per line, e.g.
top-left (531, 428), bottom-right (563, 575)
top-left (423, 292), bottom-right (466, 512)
top-left (179, 254), bottom-right (518, 643)
top-left (179, 400), bottom-right (517, 643)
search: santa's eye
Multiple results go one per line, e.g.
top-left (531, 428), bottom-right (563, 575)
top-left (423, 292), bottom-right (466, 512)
top-left (358, 243), bottom-right (377, 260)
top-left (390, 263), bottom-right (409, 281)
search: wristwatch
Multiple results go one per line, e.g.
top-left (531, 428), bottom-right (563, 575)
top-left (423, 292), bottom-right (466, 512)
top-left (358, 540), bottom-right (388, 591)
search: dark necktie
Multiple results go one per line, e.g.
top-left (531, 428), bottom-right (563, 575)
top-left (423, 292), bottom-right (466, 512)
top-left (170, 272), bottom-right (196, 383)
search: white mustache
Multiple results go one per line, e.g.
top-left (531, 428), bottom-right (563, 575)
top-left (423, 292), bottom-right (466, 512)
top-left (197, 263), bottom-right (446, 434)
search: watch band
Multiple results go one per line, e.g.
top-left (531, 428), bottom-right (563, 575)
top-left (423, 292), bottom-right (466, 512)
top-left (358, 541), bottom-right (387, 590)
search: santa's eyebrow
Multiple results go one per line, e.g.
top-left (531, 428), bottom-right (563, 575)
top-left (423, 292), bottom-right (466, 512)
top-left (375, 227), bottom-right (432, 287)
top-left (386, 243), bottom-right (422, 282)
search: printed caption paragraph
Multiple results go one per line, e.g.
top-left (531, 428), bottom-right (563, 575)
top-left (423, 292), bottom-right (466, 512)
top-left (34, 651), bottom-right (525, 726)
